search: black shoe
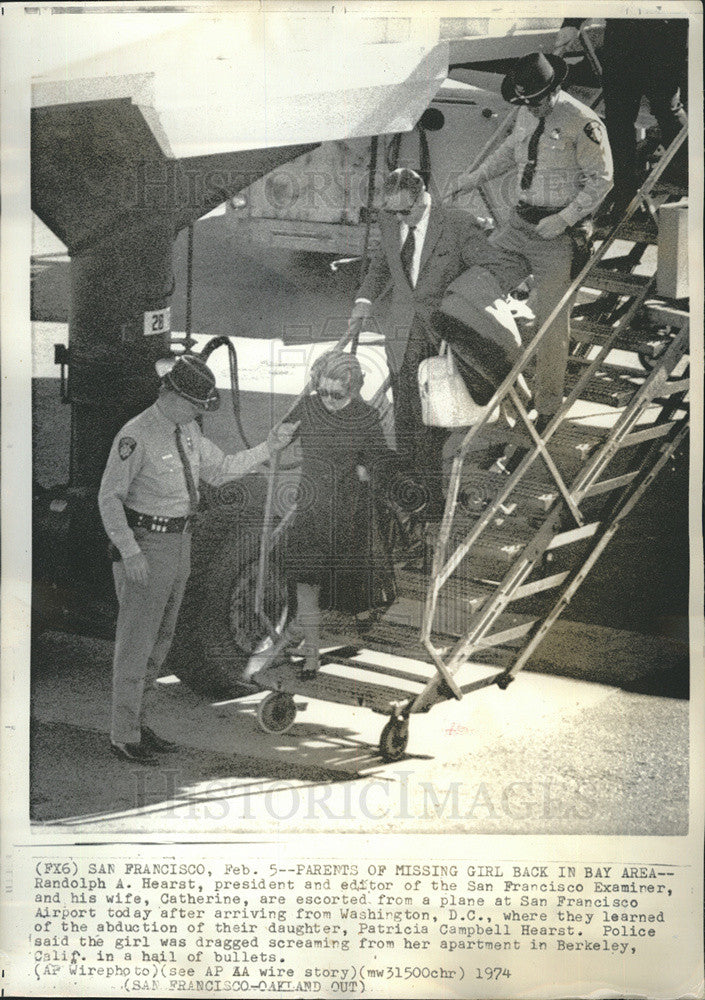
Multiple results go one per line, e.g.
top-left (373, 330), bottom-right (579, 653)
top-left (110, 740), bottom-right (156, 764)
top-left (141, 726), bottom-right (178, 753)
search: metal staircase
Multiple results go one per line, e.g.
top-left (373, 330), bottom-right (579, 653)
top-left (412, 125), bottom-right (690, 711)
top-left (248, 120), bottom-right (689, 761)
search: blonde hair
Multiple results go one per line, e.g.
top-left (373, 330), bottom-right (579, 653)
top-left (311, 349), bottom-right (364, 396)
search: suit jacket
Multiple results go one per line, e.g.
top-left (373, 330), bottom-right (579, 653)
top-left (357, 202), bottom-right (520, 374)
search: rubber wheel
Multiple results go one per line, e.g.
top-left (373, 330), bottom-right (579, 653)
top-left (379, 716), bottom-right (409, 762)
top-left (257, 692), bottom-right (297, 734)
top-left (163, 485), bottom-right (290, 699)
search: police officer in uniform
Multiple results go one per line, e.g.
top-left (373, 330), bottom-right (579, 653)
top-left (453, 52), bottom-right (613, 428)
top-left (99, 354), bottom-right (298, 762)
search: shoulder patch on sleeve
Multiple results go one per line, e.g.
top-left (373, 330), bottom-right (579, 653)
top-left (583, 120), bottom-right (604, 145)
top-left (118, 436), bottom-right (137, 460)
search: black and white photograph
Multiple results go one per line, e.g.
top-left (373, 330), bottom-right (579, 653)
top-left (1, 2), bottom-right (703, 997)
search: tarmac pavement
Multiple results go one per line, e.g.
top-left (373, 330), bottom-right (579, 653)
top-left (30, 620), bottom-right (688, 835)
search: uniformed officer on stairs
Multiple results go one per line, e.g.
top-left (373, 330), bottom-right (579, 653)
top-left (452, 51), bottom-right (613, 432)
top-left (99, 353), bottom-right (298, 763)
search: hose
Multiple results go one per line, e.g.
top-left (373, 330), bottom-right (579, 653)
top-left (386, 123), bottom-right (432, 189)
top-left (198, 334), bottom-right (302, 471)
top-left (198, 335), bottom-right (251, 449)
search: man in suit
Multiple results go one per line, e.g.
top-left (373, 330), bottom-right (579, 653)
top-left (350, 168), bottom-right (524, 527)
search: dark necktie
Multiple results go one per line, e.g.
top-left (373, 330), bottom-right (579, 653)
top-left (520, 117), bottom-right (546, 191)
top-left (174, 426), bottom-right (198, 514)
top-left (400, 224), bottom-right (416, 284)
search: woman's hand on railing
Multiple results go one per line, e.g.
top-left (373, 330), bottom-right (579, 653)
top-left (536, 214), bottom-right (568, 240)
top-left (266, 421), bottom-right (300, 457)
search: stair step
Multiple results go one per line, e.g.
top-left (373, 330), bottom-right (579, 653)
top-left (568, 355), bottom-right (646, 377)
top-left (373, 589), bottom-right (508, 646)
top-left (570, 316), bottom-right (676, 360)
top-left (584, 268), bottom-right (651, 296)
top-left (594, 219), bottom-right (658, 244)
top-left (462, 521), bottom-right (534, 564)
top-left (628, 336), bottom-right (670, 359)
top-left (255, 657), bottom-right (423, 710)
top-left (565, 370), bottom-right (640, 408)
top-left (651, 181), bottom-right (687, 199)
top-left (570, 316), bottom-right (621, 345)
top-left (473, 619), bottom-right (538, 650)
top-left (396, 566), bottom-right (497, 613)
top-left (461, 422), bottom-right (531, 453)
top-left (643, 301), bottom-right (689, 328)
top-left (543, 421), bottom-right (608, 463)
top-left (458, 469), bottom-right (559, 514)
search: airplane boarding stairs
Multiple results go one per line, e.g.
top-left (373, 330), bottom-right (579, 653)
top-left (159, 124), bottom-right (689, 761)
top-left (245, 125), bottom-right (691, 758)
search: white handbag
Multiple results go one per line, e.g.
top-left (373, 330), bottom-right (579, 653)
top-left (417, 341), bottom-right (499, 428)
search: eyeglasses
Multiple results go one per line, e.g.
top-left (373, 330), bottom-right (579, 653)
top-left (318, 388), bottom-right (348, 401)
top-left (383, 192), bottom-right (419, 217)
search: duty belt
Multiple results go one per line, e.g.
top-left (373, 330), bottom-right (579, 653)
top-left (515, 202), bottom-right (595, 279)
top-left (124, 507), bottom-right (193, 534)
top-left (515, 202), bottom-right (562, 225)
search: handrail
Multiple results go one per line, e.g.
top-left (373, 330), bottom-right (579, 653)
top-left (579, 26), bottom-right (604, 111)
top-left (421, 122), bottom-right (688, 652)
top-left (579, 25), bottom-right (602, 81)
top-left (448, 124), bottom-right (687, 468)
top-left (447, 106), bottom-right (517, 222)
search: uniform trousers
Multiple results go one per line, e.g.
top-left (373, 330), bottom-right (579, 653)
top-left (490, 210), bottom-right (574, 417)
top-left (111, 527), bottom-right (191, 745)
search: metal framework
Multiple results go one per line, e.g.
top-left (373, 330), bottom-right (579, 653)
top-left (249, 123), bottom-right (690, 761)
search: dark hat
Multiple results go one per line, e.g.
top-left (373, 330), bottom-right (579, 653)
top-left (161, 353), bottom-right (220, 411)
top-left (501, 52), bottom-right (568, 105)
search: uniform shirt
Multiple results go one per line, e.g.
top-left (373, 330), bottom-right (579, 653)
top-left (467, 90), bottom-right (613, 227)
top-left (98, 401), bottom-right (269, 559)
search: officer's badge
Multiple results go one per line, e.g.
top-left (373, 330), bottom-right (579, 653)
top-left (584, 121), bottom-right (603, 144)
top-left (118, 436), bottom-right (137, 460)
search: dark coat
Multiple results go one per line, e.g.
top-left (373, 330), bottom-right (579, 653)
top-left (357, 201), bottom-right (521, 373)
top-left (285, 394), bottom-right (396, 614)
